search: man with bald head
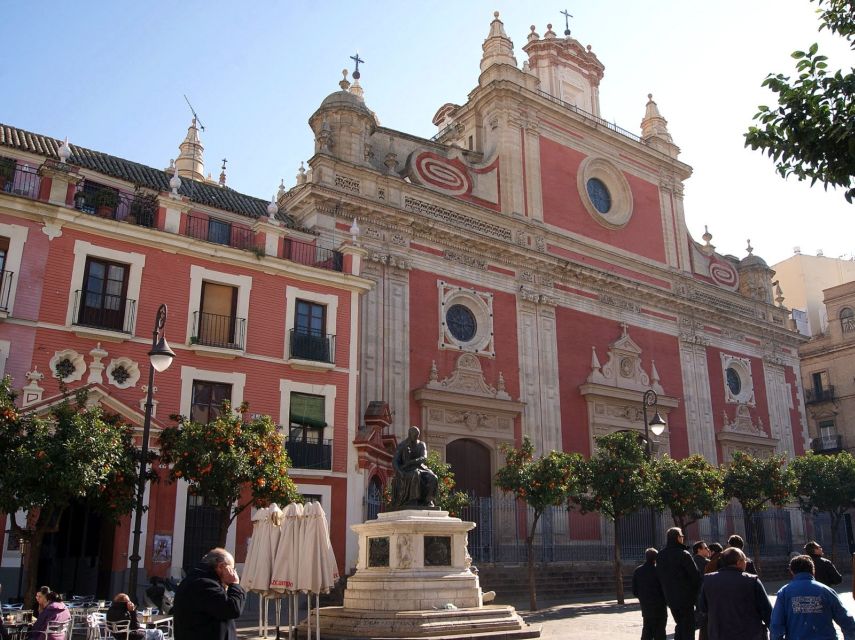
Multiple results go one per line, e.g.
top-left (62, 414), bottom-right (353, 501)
top-left (173, 547), bottom-right (246, 640)
top-left (698, 547), bottom-right (772, 640)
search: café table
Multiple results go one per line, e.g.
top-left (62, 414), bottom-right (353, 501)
top-left (2, 619), bottom-right (31, 640)
top-left (142, 613), bottom-right (173, 639)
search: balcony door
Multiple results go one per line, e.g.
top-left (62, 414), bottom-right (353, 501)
top-left (79, 257), bottom-right (128, 331)
top-left (292, 300), bottom-right (328, 361)
top-left (199, 281), bottom-right (237, 347)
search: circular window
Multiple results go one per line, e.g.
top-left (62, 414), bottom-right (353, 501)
top-left (586, 178), bottom-right (611, 214)
top-left (726, 367), bottom-right (742, 396)
top-left (446, 304), bottom-right (477, 342)
top-left (577, 157), bottom-right (633, 228)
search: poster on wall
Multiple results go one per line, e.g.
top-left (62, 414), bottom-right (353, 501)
top-left (152, 534), bottom-right (172, 564)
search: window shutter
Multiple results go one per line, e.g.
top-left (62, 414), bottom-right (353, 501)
top-left (290, 393), bottom-right (327, 428)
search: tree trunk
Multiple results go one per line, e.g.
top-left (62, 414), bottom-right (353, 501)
top-left (614, 517), bottom-right (624, 605)
top-left (217, 509), bottom-right (231, 548)
top-left (526, 511), bottom-right (541, 612)
top-left (743, 508), bottom-right (762, 574)
top-left (830, 513), bottom-right (841, 567)
top-left (23, 528), bottom-right (46, 610)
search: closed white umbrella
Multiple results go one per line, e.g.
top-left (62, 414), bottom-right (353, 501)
top-left (270, 501), bottom-right (304, 593)
top-left (296, 501), bottom-right (340, 594)
top-left (243, 504), bottom-right (282, 593)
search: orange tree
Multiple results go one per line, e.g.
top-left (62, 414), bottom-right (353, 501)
top-left (0, 378), bottom-right (139, 608)
top-left (158, 402), bottom-right (299, 546)
top-left (426, 451), bottom-right (469, 516)
top-left (495, 436), bottom-right (582, 611)
top-left (569, 431), bottom-right (658, 605)
top-left (654, 454), bottom-right (727, 530)
top-left (722, 451), bottom-right (794, 572)
top-left (790, 451), bottom-right (855, 565)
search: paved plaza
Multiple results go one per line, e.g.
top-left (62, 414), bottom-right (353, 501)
top-left (236, 577), bottom-right (855, 639)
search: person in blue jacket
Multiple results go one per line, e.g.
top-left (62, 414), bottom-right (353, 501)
top-left (770, 554), bottom-right (855, 640)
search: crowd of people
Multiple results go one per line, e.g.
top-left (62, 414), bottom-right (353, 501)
top-left (633, 527), bottom-right (855, 640)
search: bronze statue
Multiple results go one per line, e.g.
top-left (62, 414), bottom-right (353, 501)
top-left (390, 426), bottom-right (438, 510)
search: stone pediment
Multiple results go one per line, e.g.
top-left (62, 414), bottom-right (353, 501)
top-left (586, 323), bottom-right (663, 394)
top-left (425, 354), bottom-right (510, 400)
top-left (717, 403), bottom-right (779, 458)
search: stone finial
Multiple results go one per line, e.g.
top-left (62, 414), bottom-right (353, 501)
top-left (169, 159), bottom-right (182, 198)
top-left (650, 360), bottom-right (660, 386)
top-left (175, 117), bottom-right (205, 181)
top-left (746, 239), bottom-right (754, 255)
top-left (87, 342), bottom-right (109, 385)
top-left (429, 360), bottom-right (439, 383)
top-left (527, 24), bottom-right (539, 42)
top-left (701, 225), bottom-right (715, 255)
top-left (296, 162), bottom-right (307, 185)
top-left (278, 178), bottom-right (287, 196)
top-left (58, 137), bottom-right (72, 163)
top-left (702, 225), bottom-right (713, 246)
top-left (349, 217), bottom-right (360, 243)
top-left (480, 11), bottom-right (518, 72)
top-left (640, 94), bottom-right (679, 158)
top-left (339, 68), bottom-right (351, 91)
top-left (590, 346), bottom-right (602, 372)
top-left (219, 158), bottom-right (227, 187)
top-left (350, 77), bottom-right (365, 100)
top-left (775, 282), bottom-right (785, 307)
top-left (22, 367), bottom-right (45, 407)
top-left (544, 23), bottom-right (556, 39)
top-left (267, 196), bottom-right (279, 222)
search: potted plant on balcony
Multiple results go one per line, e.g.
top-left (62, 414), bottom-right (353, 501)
top-left (0, 158), bottom-right (15, 193)
top-left (95, 188), bottom-right (119, 218)
top-left (128, 189), bottom-right (158, 227)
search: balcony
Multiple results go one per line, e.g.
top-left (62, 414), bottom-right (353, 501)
top-left (72, 290), bottom-right (136, 333)
top-left (283, 238), bottom-right (343, 272)
top-left (811, 434), bottom-right (843, 453)
top-left (0, 161), bottom-right (41, 200)
top-left (289, 329), bottom-right (335, 364)
top-left (805, 386), bottom-right (835, 404)
top-left (185, 212), bottom-right (255, 250)
top-left (74, 182), bottom-right (157, 228)
top-left (285, 438), bottom-right (332, 470)
top-left (0, 270), bottom-right (13, 312)
top-left (192, 311), bottom-right (246, 350)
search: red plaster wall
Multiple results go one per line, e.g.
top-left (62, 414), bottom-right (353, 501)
top-left (539, 137), bottom-right (666, 263)
top-left (554, 310), bottom-right (688, 459)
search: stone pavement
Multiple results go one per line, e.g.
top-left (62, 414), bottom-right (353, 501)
top-left (236, 578), bottom-right (855, 639)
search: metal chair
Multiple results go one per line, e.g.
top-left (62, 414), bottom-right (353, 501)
top-left (28, 619), bottom-right (72, 640)
top-left (104, 619), bottom-right (130, 640)
top-left (86, 612), bottom-right (108, 640)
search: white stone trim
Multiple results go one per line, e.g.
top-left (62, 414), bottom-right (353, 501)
top-left (0, 223), bottom-right (28, 316)
top-left (65, 240), bottom-right (146, 334)
top-left (284, 286), bottom-right (339, 359)
top-left (1, 512), bottom-right (25, 567)
top-left (0, 339), bottom-right (9, 378)
top-left (720, 353), bottom-right (756, 406)
top-left (437, 281), bottom-right (494, 357)
top-left (576, 156), bottom-right (634, 229)
top-left (185, 265), bottom-right (253, 346)
top-left (179, 366), bottom-right (246, 417)
top-left (106, 356), bottom-right (141, 389)
top-left (279, 379), bottom-right (336, 441)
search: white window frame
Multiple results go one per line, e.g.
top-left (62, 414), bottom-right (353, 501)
top-left (185, 266), bottom-right (252, 346)
top-left (0, 339), bottom-right (9, 377)
top-left (720, 353), bottom-right (756, 406)
top-left (0, 222), bottom-right (29, 316)
top-left (437, 281), bottom-right (495, 357)
top-left (284, 286), bottom-right (338, 362)
top-left (280, 379), bottom-right (336, 471)
top-left (179, 366), bottom-right (246, 418)
top-left (65, 240), bottom-right (146, 335)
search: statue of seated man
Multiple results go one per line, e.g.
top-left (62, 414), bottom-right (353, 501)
top-left (390, 426), bottom-right (438, 510)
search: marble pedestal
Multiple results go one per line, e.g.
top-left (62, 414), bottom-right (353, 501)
top-left (308, 510), bottom-right (540, 638)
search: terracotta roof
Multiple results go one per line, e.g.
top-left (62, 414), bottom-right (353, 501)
top-left (0, 123), bottom-right (296, 226)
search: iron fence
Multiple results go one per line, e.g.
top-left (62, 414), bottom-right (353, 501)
top-left (0, 161), bottom-right (41, 199)
top-left (192, 311), bottom-right (246, 350)
top-left (72, 290), bottom-right (136, 333)
top-left (461, 496), bottom-right (827, 566)
top-left (73, 182), bottom-right (157, 228)
top-left (289, 329), bottom-right (335, 364)
top-left (184, 212), bottom-right (255, 250)
top-left (282, 238), bottom-right (343, 272)
top-left (285, 438), bottom-right (332, 470)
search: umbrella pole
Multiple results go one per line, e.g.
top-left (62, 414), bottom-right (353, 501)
top-left (257, 594), bottom-right (263, 639)
top-left (307, 593), bottom-right (312, 640)
top-left (315, 593), bottom-right (320, 640)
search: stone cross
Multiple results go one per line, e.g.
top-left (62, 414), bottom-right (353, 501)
top-left (561, 9), bottom-right (573, 36)
top-left (350, 52), bottom-right (364, 79)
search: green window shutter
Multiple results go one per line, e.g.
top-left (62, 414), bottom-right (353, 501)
top-left (290, 392), bottom-right (327, 429)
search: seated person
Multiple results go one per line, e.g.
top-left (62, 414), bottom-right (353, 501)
top-left (106, 594), bottom-right (164, 640)
top-left (28, 592), bottom-right (70, 640)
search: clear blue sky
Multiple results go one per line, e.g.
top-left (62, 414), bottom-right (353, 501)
top-left (1, 0), bottom-right (852, 266)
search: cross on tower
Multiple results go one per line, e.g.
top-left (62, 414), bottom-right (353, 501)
top-left (350, 52), bottom-right (364, 80)
top-left (221, 158), bottom-right (228, 171)
top-left (561, 9), bottom-right (573, 36)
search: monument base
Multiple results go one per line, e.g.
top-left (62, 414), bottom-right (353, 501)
top-left (302, 605), bottom-right (541, 639)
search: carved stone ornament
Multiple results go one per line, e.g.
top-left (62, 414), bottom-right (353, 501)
top-left (107, 357), bottom-right (141, 389)
top-left (587, 323), bottom-right (663, 394)
top-left (721, 403), bottom-right (765, 437)
top-left (22, 367), bottom-right (45, 407)
top-left (427, 353), bottom-right (498, 398)
top-left (50, 349), bottom-right (86, 383)
top-left (397, 534), bottom-right (413, 569)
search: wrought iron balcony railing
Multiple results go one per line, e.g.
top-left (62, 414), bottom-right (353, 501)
top-left (805, 386), bottom-right (835, 404)
top-left (285, 438), bottom-right (332, 470)
top-left (282, 238), bottom-right (343, 272)
top-left (0, 270), bottom-right (13, 311)
top-left (192, 311), bottom-right (246, 350)
top-left (184, 212), bottom-right (255, 250)
top-left (289, 329), bottom-right (335, 364)
top-left (73, 181), bottom-right (157, 228)
top-left (811, 434), bottom-right (843, 453)
top-left (72, 290), bottom-right (136, 333)
top-left (0, 161), bottom-right (41, 200)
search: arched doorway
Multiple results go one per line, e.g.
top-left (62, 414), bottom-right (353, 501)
top-left (446, 438), bottom-right (492, 563)
top-left (445, 438), bottom-right (491, 497)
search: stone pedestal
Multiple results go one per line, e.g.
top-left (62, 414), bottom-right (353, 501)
top-left (309, 510), bottom-right (540, 638)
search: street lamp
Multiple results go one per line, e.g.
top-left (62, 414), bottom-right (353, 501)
top-left (128, 304), bottom-right (175, 602)
top-left (642, 389), bottom-right (667, 546)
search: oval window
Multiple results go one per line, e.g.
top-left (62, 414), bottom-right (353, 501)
top-left (726, 367), bottom-right (742, 396)
top-left (446, 304), bottom-right (477, 342)
top-left (586, 178), bottom-right (612, 214)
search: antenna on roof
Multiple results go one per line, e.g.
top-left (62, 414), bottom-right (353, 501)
top-left (183, 94), bottom-right (206, 132)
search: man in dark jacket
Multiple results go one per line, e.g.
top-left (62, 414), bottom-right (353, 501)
top-left (657, 527), bottom-right (701, 640)
top-left (172, 547), bottom-right (246, 640)
top-left (633, 548), bottom-right (667, 640)
top-left (804, 541), bottom-right (843, 588)
top-left (693, 541), bottom-right (710, 575)
top-left (698, 547), bottom-right (772, 640)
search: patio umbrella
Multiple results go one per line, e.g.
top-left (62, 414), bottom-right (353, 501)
top-left (243, 504), bottom-right (283, 593)
top-left (270, 501), bottom-right (304, 593)
top-left (296, 501), bottom-right (340, 594)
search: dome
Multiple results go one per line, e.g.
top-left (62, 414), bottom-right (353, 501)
top-left (317, 90), bottom-right (373, 117)
top-left (739, 254), bottom-right (768, 269)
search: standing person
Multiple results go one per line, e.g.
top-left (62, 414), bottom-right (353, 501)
top-left (27, 592), bottom-right (71, 640)
top-left (770, 554), bottom-right (855, 640)
top-left (106, 593), bottom-right (165, 640)
top-left (727, 534), bottom-right (757, 575)
top-left (704, 543), bottom-right (723, 574)
top-left (632, 548), bottom-right (667, 640)
top-left (693, 541), bottom-right (711, 574)
top-left (657, 527), bottom-right (701, 640)
top-left (803, 541), bottom-right (842, 588)
top-left (698, 547), bottom-right (772, 640)
top-left (172, 547), bottom-right (246, 640)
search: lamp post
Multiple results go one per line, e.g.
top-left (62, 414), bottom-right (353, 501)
top-left (128, 304), bottom-right (175, 602)
top-left (642, 389), bottom-right (667, 546)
